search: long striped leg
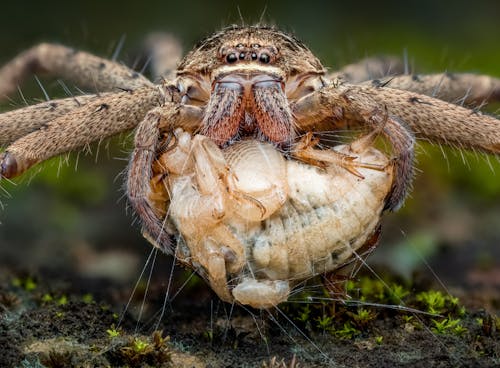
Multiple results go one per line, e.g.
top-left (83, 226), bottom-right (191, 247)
top-left (127, 104), bottom-right (203, 254)
top-left (364, 73), bottom-right (500, 105)
top-left (0, 42), bottom-right (161, 149)
top-left (0, 94), bottom-right (109, 146)
top-left (293, 82), bottom-right (500, 210)
top-left (0, 86), bottom-right (163, 179)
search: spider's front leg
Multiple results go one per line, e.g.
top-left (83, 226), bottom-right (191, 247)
top-left (0, 86), bottom-right (164, 179)
top-left (293, 84), bottom-right (415, 212)
top-left (357, 83), bottom-right (500, 153)
top-left (0, 94), bottom-right (111, 146)
top-left (365, 72), bottom-right (500, 105)
top-left (126, 103), bottom-right (204, 253)
top-left (0, 35), bottom-right (185, 145)
top-left (293, 80), bottom-right (500, 210)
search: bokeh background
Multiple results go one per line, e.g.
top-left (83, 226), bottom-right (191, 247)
top-left (0, 0), bottom-right (499, 304)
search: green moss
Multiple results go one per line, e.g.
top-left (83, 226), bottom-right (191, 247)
top-left (82, 293), bottom-right (94, 304)
top-left (56, 295), bottom-right (68, 306)
top-left (416, 290), bottom-right (446, 314)
top-left (431, 318), bottom-right (467, 335)
top-left (333, 322), bottom-right (360, 339)
top-left (109, 331), bottom-right (172, 367)
top-left (315, 315), bottom-right (334, 333)
top-left (295, 304), bottom-right (311, 324)
top-left (24, 277), bottom-right (37, 292)
top-left (282, 273), bottom-right (470, 342)
top-left (12, 276), bottom-right (37, 291)
top-left (415, 290), bottom-right (461, 315)
top-left (358, 277), bottom-right (385, 301)
top-left (55, 311), bottom-right (64, 318)
top-left (348, 308), bottom-right (378, 329)
top-left (387, 284), bottom-right (410, 304)
top-left (106, 326), bottom-right (121, 338)
top-left (41, 293), bottom-right (53, 303)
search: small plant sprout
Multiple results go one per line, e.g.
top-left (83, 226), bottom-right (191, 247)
top-left (82, 293), bottom-right (94, 303)
top-left (416, 290), bottom-right (447, 314)
top-left (315, 315), bottom-right (334, 333)
top-left (349, 308), bottom-right (378, 328)
top-left (56, 295), bottom-right (68, 306)
top-left (295, 304), bottom-right (311, 324)
top-left (106, 326), bottom-right (121, 338)
top-left (334, 322), bottom-right (360, 339)
top-left (118, 331), bottom-right (172, 366)
top-left (12, 277), bottom-right (37, 291)
top-left (387, 284), bottom-right (410, 304)
top-left (431, 318), bottom-right (466, 335)
top-left (41, 294), bottom-right (53, 303)
top-left (131, 338), bottom-right (149, 353)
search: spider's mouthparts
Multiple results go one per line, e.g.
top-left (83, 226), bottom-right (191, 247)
top-left (203, 72), bottom-right (294, 147)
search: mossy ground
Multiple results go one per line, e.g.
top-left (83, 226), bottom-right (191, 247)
top-left (1, 263), bottom-right (498, 368)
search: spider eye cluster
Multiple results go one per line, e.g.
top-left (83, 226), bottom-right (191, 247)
top-left (220, 43), bottom-right (277, 65)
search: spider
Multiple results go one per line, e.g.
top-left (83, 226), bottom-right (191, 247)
top-left (0, 25), bottom-right (499, 308)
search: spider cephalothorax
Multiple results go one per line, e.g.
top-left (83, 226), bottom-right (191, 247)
top-left (174, 26), bottom-right (326, 147)
top-left (0, 25), bottom-right (499, 307)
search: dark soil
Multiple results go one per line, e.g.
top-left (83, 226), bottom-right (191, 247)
top-left (1, 261), bottom-right (498, 368)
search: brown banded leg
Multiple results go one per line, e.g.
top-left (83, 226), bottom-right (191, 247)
top-left (364, 73), bottom-right (500, 105)
top-left (0, 43), bottom-right (153, 101)
top-left (127, 107), bottom-right (173, 253)
top-left (0, 86), bottom-right (163, 179)
top-left (0, 94), bottom-right (110, 146)
top-left (293, 84), bottom-right (415, 211)
top-left (293, 82), bottom-right (500, 207)
top-left (360, 84), bottom-right (500, 153)
top-left (143, 33), bottom-right (183, 81)
top-left (329, 56), bottom-right (405, 83)
top-left (127, 104), bottom-right (204, 254)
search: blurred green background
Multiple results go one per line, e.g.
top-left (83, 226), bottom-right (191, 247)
top-left (0, 0), bottom-right (499, 293)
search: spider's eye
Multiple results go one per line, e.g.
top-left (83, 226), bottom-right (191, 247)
top-left (259, 53), bottom-right (270, 64)
top-left (239, 52), bottom-right (246, 60)
top-left (251, 43), bottom-right (260, 49)
top-left (226, 53), bottom-right (238, 63)
top-left (251, 52), bottom-right (258, 60)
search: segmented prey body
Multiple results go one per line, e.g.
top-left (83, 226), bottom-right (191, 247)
top-left (151, 131), bottom-right (393, 308)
